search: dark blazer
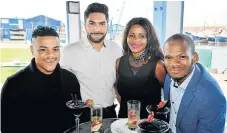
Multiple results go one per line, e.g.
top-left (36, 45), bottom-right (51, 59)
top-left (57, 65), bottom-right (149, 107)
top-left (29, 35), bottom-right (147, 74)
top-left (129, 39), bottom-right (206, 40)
top-left (1, 58), bottom-right (81, 133)
top-left (164, 63), bottom-right (226, 133)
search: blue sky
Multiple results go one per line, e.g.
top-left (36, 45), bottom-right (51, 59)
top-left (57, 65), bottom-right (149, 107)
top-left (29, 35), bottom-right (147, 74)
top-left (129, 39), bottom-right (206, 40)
top-left (0, 0), bottom-right (226, 26)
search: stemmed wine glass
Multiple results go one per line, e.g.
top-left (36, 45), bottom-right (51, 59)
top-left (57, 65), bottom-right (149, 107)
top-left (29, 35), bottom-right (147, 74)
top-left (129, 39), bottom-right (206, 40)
top-left (66, 93), bottom-right (87, 133)
top-left (136, 105), bottom-right (170, 132)
top-left (146, 105), bottom-right (170, 122)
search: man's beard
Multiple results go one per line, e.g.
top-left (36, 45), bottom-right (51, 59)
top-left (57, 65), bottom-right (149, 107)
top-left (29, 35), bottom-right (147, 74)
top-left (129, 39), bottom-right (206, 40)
top-left (172, 61), bottom-right (194, 82)
top-left (87, 32), bottom-right (107, 43)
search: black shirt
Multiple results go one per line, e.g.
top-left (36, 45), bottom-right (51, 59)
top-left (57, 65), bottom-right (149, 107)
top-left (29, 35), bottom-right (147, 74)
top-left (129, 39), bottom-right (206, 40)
top-left (1, 58), bottom-right (80, 133)
top-left (117, 55), bottom-right (162, 118)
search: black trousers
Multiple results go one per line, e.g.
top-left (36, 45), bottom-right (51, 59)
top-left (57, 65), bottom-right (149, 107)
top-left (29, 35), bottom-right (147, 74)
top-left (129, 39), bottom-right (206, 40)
top-left (80, 104), bottom-right (117, 123)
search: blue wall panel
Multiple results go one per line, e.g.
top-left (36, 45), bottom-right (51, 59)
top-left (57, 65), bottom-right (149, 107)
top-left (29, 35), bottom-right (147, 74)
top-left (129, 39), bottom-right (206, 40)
top-left (9, 18), bottom-right (18, 24)
top-left (153, 1), bottom-right (166, 46)
top-left (26, 29), bottom-right (33, 41)
top-left (2, 29), bottom-right (10, 39)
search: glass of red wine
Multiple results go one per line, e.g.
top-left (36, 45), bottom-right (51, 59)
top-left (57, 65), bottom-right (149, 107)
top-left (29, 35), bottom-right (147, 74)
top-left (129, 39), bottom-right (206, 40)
top-left (66, 93), bottom-right (87, 133)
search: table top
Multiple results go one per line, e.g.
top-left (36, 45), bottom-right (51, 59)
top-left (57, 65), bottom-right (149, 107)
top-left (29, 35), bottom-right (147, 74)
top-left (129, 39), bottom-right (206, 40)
top-left (64, 118), bottom-right (173, 133)
top-left (64, 118), bottom-right (119, 133)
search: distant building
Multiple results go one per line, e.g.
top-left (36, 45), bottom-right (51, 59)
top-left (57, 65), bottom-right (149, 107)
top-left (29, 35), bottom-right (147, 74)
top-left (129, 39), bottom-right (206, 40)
top-left (0, 15), bottom-right (66, 43)
top-left (108, 24), bottom-right (124, 40)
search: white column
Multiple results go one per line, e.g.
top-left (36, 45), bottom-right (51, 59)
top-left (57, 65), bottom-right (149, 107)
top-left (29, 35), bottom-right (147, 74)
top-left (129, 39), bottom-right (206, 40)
top-left (66, 1), bottom-right (81, 44)
top-left (153, 1), bottom-right (184, 46)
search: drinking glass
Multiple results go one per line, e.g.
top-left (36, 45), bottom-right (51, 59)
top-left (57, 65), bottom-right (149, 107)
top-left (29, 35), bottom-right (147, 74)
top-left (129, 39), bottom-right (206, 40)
top-left (90, 104), bottom-right (103, 132)
top-left (127, 100), bottom-right (141, 130)
top-left (66, 93), bottom-right (86, 133)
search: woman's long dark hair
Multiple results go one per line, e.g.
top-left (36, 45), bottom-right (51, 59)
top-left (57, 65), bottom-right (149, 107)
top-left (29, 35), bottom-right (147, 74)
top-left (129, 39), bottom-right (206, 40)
top-left (122, 17), bottom-right (164, 60)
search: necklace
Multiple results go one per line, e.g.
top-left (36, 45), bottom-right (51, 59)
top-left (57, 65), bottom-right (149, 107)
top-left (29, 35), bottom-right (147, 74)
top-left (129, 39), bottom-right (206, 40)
top-left (131, 51), bottom-right (146, 61)
top-left (129, 51), bottom-right (147, 75)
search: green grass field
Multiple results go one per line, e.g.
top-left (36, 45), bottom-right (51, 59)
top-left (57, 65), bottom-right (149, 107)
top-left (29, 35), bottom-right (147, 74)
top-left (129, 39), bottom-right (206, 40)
top-left (0, 48), bottom-right (32, 62)
top-left (0, 48), bottom-right (32, 83)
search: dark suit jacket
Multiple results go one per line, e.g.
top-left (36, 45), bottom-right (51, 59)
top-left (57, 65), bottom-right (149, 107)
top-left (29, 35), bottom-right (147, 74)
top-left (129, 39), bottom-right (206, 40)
top-left (164, 63), bottom-right (226, 133)
top-left (1, 58), bottom-right (81, 133)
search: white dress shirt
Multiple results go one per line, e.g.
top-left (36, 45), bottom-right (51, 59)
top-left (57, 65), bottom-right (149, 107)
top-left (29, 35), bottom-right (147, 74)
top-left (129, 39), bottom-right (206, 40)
top-left (60, 37), bottom-right (123, 107)
top-left (169, 66), bottom-right (195, 133)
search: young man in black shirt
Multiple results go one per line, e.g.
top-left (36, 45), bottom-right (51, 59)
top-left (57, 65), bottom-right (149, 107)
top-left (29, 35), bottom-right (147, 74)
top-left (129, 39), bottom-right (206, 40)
top-left (1, 26), bottom-right (81, 133)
